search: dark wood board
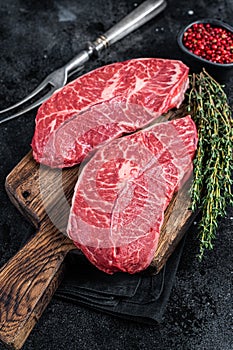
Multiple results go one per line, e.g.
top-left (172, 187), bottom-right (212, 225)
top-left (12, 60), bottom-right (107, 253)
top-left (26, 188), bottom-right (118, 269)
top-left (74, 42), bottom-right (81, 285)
top-left (0, 128), bottom-right (195, 349)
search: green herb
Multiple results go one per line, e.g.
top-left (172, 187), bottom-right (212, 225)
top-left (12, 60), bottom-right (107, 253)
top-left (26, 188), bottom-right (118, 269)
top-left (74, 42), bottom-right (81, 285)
top-left (187, 69), bottom-right (233, 259)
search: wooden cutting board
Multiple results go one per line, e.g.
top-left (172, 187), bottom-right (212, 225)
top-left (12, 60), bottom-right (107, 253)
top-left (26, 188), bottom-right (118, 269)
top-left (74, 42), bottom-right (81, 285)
top-left (0, 129), bottom-right (195, 349)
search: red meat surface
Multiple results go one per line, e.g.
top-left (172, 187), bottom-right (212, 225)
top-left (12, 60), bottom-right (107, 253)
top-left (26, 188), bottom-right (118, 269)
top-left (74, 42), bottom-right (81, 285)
top-left (67, 116), bottom-right (198, 274)
top-left (31, 58), bottom-right (189, 168)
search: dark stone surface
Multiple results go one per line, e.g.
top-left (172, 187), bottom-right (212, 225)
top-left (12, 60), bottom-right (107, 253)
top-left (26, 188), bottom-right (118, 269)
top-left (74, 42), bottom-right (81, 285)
top-left (0, 0), bottom-right (232, 349)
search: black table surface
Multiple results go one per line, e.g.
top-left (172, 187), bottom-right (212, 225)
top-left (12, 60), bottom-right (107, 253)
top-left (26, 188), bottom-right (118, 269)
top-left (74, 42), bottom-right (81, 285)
top-left (0, 1), bottom-right (232, 349)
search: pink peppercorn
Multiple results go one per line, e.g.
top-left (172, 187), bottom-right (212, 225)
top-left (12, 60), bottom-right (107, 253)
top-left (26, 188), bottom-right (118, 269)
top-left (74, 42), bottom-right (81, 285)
top-left (183, 22), bottom-right (233, 64)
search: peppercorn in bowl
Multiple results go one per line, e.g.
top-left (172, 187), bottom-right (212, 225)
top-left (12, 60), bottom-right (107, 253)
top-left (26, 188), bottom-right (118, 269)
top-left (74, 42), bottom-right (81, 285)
top-left (177, 18), bottom-right (233, 81)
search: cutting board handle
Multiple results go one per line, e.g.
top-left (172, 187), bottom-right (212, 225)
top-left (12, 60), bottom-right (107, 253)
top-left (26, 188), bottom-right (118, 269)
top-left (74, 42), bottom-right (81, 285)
top-left (0, 222), bottom-right (74, 350)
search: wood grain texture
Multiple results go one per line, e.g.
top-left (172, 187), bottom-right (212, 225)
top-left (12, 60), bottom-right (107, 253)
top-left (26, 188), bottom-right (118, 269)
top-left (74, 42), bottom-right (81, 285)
top-left (0, 152), bottom-right (79, 349)
top-left (151, 176), bottom-right (194, 272)
top-left (0, 222), bottom-right (71, 350)
top-left (0, 107), bottom-right (195, 349)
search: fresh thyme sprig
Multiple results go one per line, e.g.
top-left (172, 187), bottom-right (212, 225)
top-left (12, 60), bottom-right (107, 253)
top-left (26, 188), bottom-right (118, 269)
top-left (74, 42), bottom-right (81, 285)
top-left (187, 69), bottom-right (233, 260)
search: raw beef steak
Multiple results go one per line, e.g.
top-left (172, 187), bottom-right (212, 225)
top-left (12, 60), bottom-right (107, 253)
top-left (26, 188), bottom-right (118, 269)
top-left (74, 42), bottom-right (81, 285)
top-left (67, 116), bottom-right (198, 274)
top-left (31, 58), bottom-right (189, 168)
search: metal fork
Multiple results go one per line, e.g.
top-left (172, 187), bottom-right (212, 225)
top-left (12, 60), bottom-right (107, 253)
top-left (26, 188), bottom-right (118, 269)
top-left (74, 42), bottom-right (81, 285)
top-left (0, 0), bottom-right (166, 125)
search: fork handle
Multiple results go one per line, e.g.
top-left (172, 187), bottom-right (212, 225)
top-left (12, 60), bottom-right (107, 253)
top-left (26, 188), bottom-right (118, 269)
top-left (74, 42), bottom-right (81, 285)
top-left (92, 0), bottom-right (167, 52)
top-left (65, 0), bottom-right (166, 75)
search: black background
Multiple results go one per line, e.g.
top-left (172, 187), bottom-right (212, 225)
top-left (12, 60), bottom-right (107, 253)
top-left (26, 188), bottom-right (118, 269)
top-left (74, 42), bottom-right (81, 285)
top-left (0, 1), bottom-right (232, 349)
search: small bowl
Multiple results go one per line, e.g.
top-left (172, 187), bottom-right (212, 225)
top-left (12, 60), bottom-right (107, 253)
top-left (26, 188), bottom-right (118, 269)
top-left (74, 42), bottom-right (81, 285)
top-left (177, 18), bottom-right (233, 81)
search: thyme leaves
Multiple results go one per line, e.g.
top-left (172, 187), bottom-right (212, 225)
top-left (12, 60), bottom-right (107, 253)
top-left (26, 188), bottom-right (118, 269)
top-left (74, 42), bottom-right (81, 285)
top-left (187, 69), bottom-right (233, 259)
